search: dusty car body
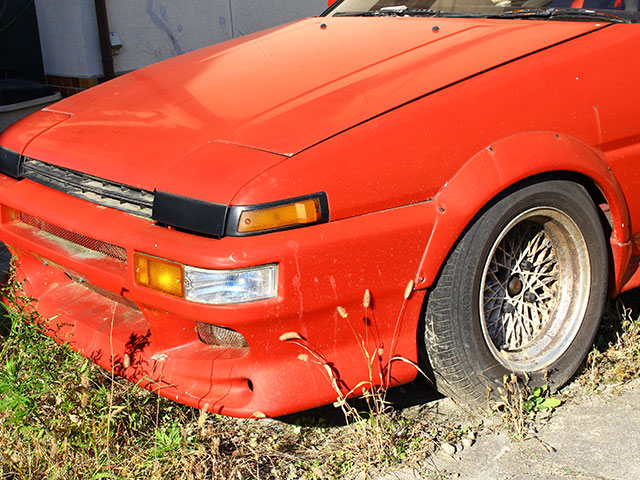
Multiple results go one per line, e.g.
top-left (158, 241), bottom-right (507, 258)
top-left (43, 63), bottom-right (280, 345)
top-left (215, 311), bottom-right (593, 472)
top-left (1, 0), bottom-right (639, 417)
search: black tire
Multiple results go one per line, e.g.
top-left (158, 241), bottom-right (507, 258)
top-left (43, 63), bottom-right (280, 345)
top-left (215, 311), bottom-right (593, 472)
top-left (423, 180), bottom-right (608, 406)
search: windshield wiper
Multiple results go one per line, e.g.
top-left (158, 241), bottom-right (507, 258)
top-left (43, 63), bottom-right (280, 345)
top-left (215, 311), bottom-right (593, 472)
top-left (491, 8), bottom-right (629, 22)
top-left (333, 7), bottom-right (490, 17)
top-left (333, 7), bottom-right (441, 17)
top-left (333, 5), bottom-right (629, 22)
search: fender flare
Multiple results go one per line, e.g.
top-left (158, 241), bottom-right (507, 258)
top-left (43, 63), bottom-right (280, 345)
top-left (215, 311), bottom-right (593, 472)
top-left (414, 131), bottom-right (631, 294)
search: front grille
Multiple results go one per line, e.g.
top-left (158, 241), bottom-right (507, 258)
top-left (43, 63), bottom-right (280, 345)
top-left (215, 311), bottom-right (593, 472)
top-left (20, 212), bottom-right (127, 262)
top-left (21, 158), bottom-right (154, 218)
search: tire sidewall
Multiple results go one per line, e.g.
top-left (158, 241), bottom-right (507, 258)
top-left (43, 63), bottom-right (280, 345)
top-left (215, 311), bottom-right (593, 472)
top-left (448, 180), bottom-right (608, 391)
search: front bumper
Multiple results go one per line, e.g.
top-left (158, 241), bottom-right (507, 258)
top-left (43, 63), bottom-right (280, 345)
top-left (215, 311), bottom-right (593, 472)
top-left (0, 173), bottom-right (435, 417)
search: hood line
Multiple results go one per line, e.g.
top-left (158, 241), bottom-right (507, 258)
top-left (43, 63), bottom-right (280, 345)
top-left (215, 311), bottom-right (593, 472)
top-left (291, 22), bottom-right (611, 158)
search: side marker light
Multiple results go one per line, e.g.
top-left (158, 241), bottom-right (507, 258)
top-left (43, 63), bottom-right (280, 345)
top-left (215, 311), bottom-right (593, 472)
top-left (237, 198), bottom-right (321, 234)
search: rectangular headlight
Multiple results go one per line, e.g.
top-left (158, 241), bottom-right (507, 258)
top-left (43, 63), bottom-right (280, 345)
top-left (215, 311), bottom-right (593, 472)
top-left (134, 252), bottom-right (277, 304)
top-left (184, 263), bottom-right (278, 305)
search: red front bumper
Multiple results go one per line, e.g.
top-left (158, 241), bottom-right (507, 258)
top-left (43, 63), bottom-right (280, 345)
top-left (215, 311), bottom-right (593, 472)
top-left (0, 173), bottom-right (435, 417)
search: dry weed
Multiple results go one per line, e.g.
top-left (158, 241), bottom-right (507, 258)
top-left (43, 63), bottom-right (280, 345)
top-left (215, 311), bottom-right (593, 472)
top-left (0, 272), bottom-right (461, 479)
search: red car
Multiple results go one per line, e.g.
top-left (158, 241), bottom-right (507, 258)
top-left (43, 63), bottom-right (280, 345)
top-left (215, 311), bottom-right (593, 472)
top-left (0, 0), bottom-right (639, 417)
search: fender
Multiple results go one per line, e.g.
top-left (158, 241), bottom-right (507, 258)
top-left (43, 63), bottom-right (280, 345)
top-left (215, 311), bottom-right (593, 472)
top-left (414, 131), bottom-right (632, 295)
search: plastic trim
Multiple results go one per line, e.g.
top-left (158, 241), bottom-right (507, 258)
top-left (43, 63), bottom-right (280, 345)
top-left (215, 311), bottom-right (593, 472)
top-left (152, 190), bottom-right (228, 237)
top-left (0, 146), bottom-right (22, 179)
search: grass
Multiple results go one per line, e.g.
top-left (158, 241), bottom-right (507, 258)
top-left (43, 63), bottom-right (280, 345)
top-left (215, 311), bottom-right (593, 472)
top-left (489, 290), bottom-right (640, 442)
top-left (2, 258), bottom-right (640, 479)
top-left (579, 293), bottom-right (640, 391)
top-left (0, 270), bottom-right (469, 480)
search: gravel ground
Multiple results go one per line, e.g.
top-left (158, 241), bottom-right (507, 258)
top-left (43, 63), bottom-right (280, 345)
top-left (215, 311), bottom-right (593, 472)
top-left (376, 381), bottom-right (640, 480)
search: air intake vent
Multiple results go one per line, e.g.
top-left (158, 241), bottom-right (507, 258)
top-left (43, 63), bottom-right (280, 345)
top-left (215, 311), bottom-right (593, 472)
top-left (21, 158), bottom-right (154, 218)
top-left (20, 212), bottom-right (127, 262)
top-left (197, 322), bottom-right (249, 349)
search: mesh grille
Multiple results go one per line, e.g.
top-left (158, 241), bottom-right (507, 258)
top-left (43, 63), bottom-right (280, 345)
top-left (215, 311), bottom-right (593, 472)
top-left (197, 322), bottom-right (249, 349)
top-left (20, 212), bottom-right (127, 262)
top-left (21, 158), bottom-right (154, 218)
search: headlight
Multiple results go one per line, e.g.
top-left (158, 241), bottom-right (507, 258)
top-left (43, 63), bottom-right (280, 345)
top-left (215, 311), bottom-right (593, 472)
top-left (184, 264), bottom-right (277, 304)
top-left (134, 252), bottom-right (277, 304)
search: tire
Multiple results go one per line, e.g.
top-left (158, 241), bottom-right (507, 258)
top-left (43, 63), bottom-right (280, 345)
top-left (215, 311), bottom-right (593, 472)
top-left (423, 180), bottom-right (608, 406)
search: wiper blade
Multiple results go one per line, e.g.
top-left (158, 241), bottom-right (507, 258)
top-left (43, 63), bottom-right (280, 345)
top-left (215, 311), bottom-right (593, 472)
top-left (333, 7), bottom-right (441, 17)
top-left (333, 6), bottom-right (629, 22)
top-left (492, 8), bottom-right (629, 22)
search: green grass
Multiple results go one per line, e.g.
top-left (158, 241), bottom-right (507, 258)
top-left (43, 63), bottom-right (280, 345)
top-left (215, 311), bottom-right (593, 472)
top-left (0, 270), bottom-right (468, 480)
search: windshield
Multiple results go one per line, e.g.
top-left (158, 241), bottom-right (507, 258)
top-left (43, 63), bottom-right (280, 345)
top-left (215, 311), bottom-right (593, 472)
top-left (325, 0), bottom-right (639, 21)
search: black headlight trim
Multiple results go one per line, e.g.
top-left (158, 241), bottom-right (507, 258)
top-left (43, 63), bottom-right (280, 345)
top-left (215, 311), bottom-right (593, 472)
top-left (153, 190), bottom-right (228, 237)
top-left (225, 192), bottom-right (329, 237)
top-left (0, 146), bottom-right (22, 179)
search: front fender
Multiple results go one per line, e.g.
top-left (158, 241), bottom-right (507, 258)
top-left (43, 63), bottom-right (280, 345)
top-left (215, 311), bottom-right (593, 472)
top-left (415, 131), bottom-right (631, 294)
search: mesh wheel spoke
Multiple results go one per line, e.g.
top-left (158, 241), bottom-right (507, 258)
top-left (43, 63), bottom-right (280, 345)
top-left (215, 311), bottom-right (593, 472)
top-left (482, 221), bottom-right (559, 351)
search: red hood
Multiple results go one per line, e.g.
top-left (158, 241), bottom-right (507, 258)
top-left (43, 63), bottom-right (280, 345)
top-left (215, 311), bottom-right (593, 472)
top-left (14, 16), bottom-right (603, 199)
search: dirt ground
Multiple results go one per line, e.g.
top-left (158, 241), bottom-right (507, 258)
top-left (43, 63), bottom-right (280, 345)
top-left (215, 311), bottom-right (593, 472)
top-left (377, 381), bottom-right (640, 480)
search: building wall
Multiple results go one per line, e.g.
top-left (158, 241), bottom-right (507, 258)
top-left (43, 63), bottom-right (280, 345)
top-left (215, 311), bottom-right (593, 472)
top-left (35, 0), bottom-right (326, 89)
top-left (109, 0), bottom-right (326, 73)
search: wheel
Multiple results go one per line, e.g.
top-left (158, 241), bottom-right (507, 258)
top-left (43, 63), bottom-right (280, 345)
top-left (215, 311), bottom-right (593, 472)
top-left (423, 180), bottom-right (608, 406)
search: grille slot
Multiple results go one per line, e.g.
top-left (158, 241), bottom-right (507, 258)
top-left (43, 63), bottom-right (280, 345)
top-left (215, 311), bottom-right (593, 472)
top-left (20, 212), bottom-right (127, 262)
top-left (21, 158), bottom-right (154, 218)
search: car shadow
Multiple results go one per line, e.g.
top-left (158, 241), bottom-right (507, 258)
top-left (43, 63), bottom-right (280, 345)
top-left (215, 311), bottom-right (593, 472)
top-left (275, 378), bottom-right (443, 427)
top-left (0, 242), bottom-right (11, 337)
top-left (0, 242), bottom-right (9, 281)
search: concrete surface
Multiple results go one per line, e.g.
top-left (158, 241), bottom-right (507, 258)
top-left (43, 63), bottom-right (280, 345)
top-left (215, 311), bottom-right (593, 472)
top-left (379, 382), bottom-right (640, 480)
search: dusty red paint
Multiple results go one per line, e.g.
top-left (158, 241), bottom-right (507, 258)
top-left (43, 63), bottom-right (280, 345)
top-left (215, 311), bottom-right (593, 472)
top-left (0, 16), bottom-right (639, 417)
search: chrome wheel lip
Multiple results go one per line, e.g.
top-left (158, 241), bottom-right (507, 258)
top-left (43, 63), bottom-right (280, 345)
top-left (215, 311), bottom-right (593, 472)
top-left (479, 207), bottom-right (591, 372)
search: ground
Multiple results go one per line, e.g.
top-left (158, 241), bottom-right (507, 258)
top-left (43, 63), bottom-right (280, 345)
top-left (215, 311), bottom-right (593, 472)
top-left (377, 381), bottom-right (640, 480)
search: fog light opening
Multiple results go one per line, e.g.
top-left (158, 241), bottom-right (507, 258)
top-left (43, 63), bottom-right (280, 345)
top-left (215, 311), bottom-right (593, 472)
top-left (197, 322), bottom-right (249, 349)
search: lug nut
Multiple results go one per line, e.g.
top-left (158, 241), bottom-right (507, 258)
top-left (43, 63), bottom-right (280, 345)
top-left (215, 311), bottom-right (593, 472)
top-left (524, 292), bottom-right (537, 302)
top-left (503, 303), bottom-right (514, 313)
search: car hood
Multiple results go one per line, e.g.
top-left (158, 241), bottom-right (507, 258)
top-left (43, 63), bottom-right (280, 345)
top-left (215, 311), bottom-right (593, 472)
top-left (18, 16), bottom-right (603, 199)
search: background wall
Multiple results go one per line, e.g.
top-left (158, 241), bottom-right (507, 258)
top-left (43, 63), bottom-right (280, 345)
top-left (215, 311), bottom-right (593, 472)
top-left (35, 0), bottom-right (103, 78)
top-left (34, 0), bottom-right (327, 82)
top-left (109, 0), bottom-right (326, 73)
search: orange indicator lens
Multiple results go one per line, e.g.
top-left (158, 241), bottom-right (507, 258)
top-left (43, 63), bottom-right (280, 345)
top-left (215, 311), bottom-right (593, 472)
top-left (237, 198), bottom-right (320, 233)
top-left (134, 253), bottom-right (184, 297)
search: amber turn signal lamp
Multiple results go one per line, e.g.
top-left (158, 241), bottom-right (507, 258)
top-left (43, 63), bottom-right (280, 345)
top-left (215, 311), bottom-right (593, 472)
top-left (237, 198), bottom-right (321, 234)
top-left (134, 252), bottom-right (184, 297)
